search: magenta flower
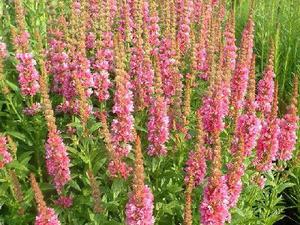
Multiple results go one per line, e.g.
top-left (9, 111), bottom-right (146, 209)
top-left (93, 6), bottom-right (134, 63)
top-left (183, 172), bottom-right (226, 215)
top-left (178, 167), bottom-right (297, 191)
top-left (125, 185), bottom-right (155, 225)
top-left (0, 42), bottom-right (8, 58)
top-left (147, 92), bottom-right (169, 156)
top-left (194, 43), bottom-right (209, 80)
top-left (45, 130), bottom-right (71, 193)
top-left (200, 88), bottom-right (227, 134)
top-left (230, 16), bottom-right (254, 113)
top-left (147, 4), bottom-right (160, 55)
top-left (86, 32), bottom-right (96, 50)
top-left (254, 118), bottom-right (280, 172)
top-left (226, 163), bottom-right (245, 208)
top-left (111, 72), bottom-right (135, 157)
top-left (35, 207), bottom-right (61, 225)
top-left (55, 195), bottom-right (73, 208)
top-left (256, 62), bottom-right (275, 116)
top-left (177, 0), bottom-right (193, 53)
top-left (93, 48), bottom-right (111, 102)
top-left (118, 0), bottom-right (133, 42)
top-left (0, 136), bottom-right (12, 169)
top-left (16, 53), bottom-right (40, 96)
top-left (231, 113), bottom-right (261, 156)
top-left (158, 38), bottom-right (176, 101)
top-left (185, 149), bottom-right (206, 187)
top-left (200, 176), bottom-right (230, 225)
top-left (23, 102), bottom-right (42, 116)
top-left (108, 160), bottom-right (132, 179)
top-left (223, 14), bottom-right (237, 72)
top-left (46, 26), bottom-right (72, 99)
top-left (278, 112), bottom-right (299, 161)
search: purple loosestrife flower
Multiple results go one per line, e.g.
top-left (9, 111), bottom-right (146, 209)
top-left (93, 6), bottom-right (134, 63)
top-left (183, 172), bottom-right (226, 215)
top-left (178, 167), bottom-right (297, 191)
top-left (0, 136), bottom-right (12, 169)
top-left (23, 103), bottom-right (42, 116)
top-left (226, 136), bottom-right (246, 208)
top-left (0, 42), bottom-right (7, 58)
top-left (159, 37), bottom-right (177, 102)
top-left (147, 1), bottom-right (160, 55)
top-left (200, 176), bottom-right (230, 225)
top-left (177, 0), bottom-right (193, 53)
top-left (185, 112), bottom-right (207, 186)
top-left (46, 18), bottom-right (71, 97)
top-left (35, 208), bottom-right (61, 225)
top-left (30, 174), bottom-right (61, 225)
top-left (147, 60), bottom-right (169, 156)
top-left (54, 196), bottom-right (73, 208)
top-left (126, 185), bottom-right (155, 225)
top-left (108, 160), bottom-right (132, 179)
top-left (111, 38), bottom-right (135, 157)
top-left (231, 114), bottom-right (261, 156)
top-left (256, 47), bottom-right (275, 116)
top-left (111, 74), bottom-right (135, 156)
top-left (254, 84), bottom-right (280, 172)
top-left (230, 14), bottom-right (254, 115)
top-left (93, 46), bottom-right (111, 102)
top-left (200, 76), bottom-right (226, 134)
top-left (200, 133), bottom-right (230, 225)
top-left (45, 130), bottom-right (71, 193)
top-left (278, 77), bottom-right (299, 161)
top-left (126, 137), bottom-right (155, 225)
top-left (16, 53), bottom-right (40, 96)
top-left (231, 55), bottom-right (261, 156)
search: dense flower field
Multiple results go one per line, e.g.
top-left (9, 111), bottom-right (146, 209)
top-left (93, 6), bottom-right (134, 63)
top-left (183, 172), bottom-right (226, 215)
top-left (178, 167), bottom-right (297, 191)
top-left (0, 0), bottom-right (299, 224)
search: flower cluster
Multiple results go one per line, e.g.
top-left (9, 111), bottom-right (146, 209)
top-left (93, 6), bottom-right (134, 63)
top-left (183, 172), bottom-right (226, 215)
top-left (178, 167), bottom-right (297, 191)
top-left (126, 185), bottom-right (155, 225)
top-left (23, 103), bottom-right (42, 116)
top-left (147, 62), bottom-right (169, 156)
top-left (256, 49), bottom-right (275, 116)
top-left (16, 53), bottom-right (40, 96)
top-left (0, 136), bottom-right (12, 169)
top-left (126, 136), bottom-right (154, 225)
top-left (30, 173), bottom-right (61, 225)
top-left (278, 77), bottom-right (299, 161)
top-left (45, 130), bottom-right (71, 193)
top-left (200, 176), bottom-right (230, 225)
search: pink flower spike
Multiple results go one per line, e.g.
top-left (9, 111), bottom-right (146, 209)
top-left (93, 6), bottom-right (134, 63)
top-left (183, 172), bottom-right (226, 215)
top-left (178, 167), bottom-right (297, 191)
top-left (45, 130), bottom-right (71, 193)
top-left (35, 207), bottom-right (61, 225)
top-left (0, 136), bottom-right (12, 169)
top-left (16, 53), bottom-right (40, 96)
top-left (125, 185), bottom-right (155, 225)
top-left (55, 196), bottom-right (73, 208)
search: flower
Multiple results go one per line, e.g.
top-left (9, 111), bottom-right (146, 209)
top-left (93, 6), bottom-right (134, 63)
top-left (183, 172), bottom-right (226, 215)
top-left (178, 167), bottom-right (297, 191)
top-left (256, 47), bottom-right (275, 116)
top-left (125, 185), bottom-right (155, 225)
top-left (0, 136), bottom-right (12, 169)
top-left (126, 137), bottom-right (154, 225)
top-left (55, 196), bottom-right (73, 208)
top-left (231, 114), bottom-right (261, 156)
top-left (184, 113), bottom-right (207, 186)
top-left (23, 103), bottom-right (42, 116)
top-left (35, 207), bottom-right (61, 225)
top-left (0, 42), bottom-right (8, 58)
top-left (147, 61), bottom-right (169, 156)
top-left (200, 176), bottom-right (230, 225)
top-left (176, 0), bottom-right (193, 53)
top-left (278, 77), bottom-right (298, 161)
top-left (108, 159), bottom-right (132, 179)
top-left (230, 14), bottom-right (254, 114)
top-left (254, 84), bottom-right (280, 172)
top-left (45, 130), bottom-right (71, 193)
top-left (16, 53), bottom-right (40, 96)
top-left (30, 173), bottom-right (61, 225)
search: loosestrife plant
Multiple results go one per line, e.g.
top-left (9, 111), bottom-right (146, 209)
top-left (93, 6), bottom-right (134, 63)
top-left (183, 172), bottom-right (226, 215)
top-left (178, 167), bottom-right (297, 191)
top-left (0, 0), bottom-right (299, 225)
